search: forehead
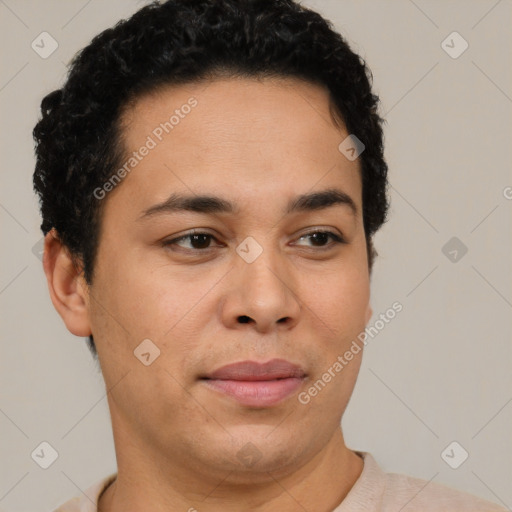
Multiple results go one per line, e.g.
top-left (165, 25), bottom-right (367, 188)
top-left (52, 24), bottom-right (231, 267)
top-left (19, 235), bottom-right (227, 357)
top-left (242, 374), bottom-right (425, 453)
top-left (109, 76), bottom-right (362, 218)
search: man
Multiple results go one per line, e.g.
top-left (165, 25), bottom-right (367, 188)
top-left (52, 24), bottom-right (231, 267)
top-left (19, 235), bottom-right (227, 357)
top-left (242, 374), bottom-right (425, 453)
top-left (33, 0), bottom-right (506, 510)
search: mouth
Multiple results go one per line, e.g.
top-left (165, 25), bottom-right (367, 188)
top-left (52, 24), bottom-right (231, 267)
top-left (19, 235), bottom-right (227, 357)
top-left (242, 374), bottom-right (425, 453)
top-left (200, 359), bottom-right (306, 407)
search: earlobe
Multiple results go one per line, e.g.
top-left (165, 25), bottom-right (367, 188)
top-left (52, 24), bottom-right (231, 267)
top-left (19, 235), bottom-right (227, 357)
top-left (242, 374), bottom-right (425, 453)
top-left (42, 229), bottom-right (92, 337)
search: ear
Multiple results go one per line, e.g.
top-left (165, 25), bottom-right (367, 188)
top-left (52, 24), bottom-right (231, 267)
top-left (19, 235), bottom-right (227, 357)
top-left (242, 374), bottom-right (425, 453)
top-left (365, 303), bottom-right (373, 325)
top-left (42, 229), bottom-right (92, 337)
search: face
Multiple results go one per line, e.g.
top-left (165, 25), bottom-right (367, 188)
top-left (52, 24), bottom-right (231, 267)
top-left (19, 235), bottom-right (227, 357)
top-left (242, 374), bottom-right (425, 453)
top-left (83, 77), bottom-right (371, 482)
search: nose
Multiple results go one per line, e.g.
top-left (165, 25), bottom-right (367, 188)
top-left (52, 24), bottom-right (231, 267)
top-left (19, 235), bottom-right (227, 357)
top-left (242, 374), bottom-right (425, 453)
top-left (219, 248), bottom-right (301, 334)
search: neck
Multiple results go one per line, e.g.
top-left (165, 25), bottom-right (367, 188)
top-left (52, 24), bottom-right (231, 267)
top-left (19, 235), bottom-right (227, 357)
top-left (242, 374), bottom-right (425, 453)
top-left (98, 421), bottom-right (363, 512)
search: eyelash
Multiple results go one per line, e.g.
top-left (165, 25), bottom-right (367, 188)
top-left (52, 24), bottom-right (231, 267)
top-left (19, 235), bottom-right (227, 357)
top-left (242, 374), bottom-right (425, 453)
top-left (162, 229), bottom-right (346, 253)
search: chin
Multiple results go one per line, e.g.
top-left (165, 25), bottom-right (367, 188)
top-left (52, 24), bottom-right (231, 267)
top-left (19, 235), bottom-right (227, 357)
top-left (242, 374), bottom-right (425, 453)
top-left (220, 427), bottom-right (310, 477)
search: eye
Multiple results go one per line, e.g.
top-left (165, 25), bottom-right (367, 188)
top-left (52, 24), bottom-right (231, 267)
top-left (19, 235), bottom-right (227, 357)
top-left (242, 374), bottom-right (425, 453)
top-left (162, 231), bottom-right (221, 251)
top-left (162, 228), bottom-right (346, 254)
top-left (294, 230), bottom-right (345, 249)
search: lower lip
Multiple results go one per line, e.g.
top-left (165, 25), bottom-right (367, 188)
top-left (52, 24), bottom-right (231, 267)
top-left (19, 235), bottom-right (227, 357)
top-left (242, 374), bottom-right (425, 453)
top-left (202, 377), bottom-right (304, 407)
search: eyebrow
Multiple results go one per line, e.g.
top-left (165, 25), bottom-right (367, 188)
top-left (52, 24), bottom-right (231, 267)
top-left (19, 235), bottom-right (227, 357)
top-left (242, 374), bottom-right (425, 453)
top-left (138, 187), bottom-right (358, 220)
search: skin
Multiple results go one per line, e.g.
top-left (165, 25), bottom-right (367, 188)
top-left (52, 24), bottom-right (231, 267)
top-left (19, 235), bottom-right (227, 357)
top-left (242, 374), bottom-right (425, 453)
top-left (44, 76), bottom-right (373, 512)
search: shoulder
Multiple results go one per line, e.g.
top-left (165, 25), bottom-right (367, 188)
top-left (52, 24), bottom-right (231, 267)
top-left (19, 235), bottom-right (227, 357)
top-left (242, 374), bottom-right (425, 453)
top-left (53, 473), bottom-right (117, 512)
top-left (382, 466), bottom-right (507, 511)
top-left (339, 452), bottom-right (507, 512)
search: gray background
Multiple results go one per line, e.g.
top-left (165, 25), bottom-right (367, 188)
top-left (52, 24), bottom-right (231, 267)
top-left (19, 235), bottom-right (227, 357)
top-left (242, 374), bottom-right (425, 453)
top-left (1, 0), bottom-right (511, 510)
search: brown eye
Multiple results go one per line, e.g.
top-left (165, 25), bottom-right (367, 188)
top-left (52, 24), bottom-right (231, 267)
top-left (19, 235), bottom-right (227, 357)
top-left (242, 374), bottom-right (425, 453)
top-left (163, 232), bottom-right (219, 251)
top-left (295, 230), bottom-right (345, 248)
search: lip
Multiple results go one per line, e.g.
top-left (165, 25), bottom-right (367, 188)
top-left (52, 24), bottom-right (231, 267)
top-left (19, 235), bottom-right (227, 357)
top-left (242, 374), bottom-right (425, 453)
top-left (200, 359), bottom-right (306, 407)
top-left (204, 359), bottom-right (306, 381)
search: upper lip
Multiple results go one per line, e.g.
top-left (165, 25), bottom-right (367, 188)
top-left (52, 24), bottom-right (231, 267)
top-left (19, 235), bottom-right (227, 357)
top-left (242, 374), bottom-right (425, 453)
top-left (202, 358), bottom-right (306, 381)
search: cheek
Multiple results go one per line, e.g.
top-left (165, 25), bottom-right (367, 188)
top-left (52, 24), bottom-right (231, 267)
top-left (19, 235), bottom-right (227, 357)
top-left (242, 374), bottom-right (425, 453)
top-left (91, 227), bottom-right (370, 361)
top-left (91, 243), bottom-right (184, 338)
top-left (300, 261), bottom-right (370, 339)
top-left (91, 256), bottom-right (222, 383)
top-left (107, 364), bottom-right (208, 448)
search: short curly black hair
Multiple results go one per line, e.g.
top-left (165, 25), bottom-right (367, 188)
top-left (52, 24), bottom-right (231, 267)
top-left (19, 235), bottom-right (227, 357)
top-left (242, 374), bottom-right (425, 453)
top-left (33, 0), bottom-right (389, 360)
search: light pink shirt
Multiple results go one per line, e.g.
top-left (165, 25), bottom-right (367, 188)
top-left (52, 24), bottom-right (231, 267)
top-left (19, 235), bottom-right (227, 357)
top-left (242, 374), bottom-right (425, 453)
top-left (53, 452), bottom-right (507, 511)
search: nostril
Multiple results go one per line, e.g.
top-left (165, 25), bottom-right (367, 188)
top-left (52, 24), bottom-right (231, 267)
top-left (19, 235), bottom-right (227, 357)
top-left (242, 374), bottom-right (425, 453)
top-left (238, 315), bottom-right (251, 323)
